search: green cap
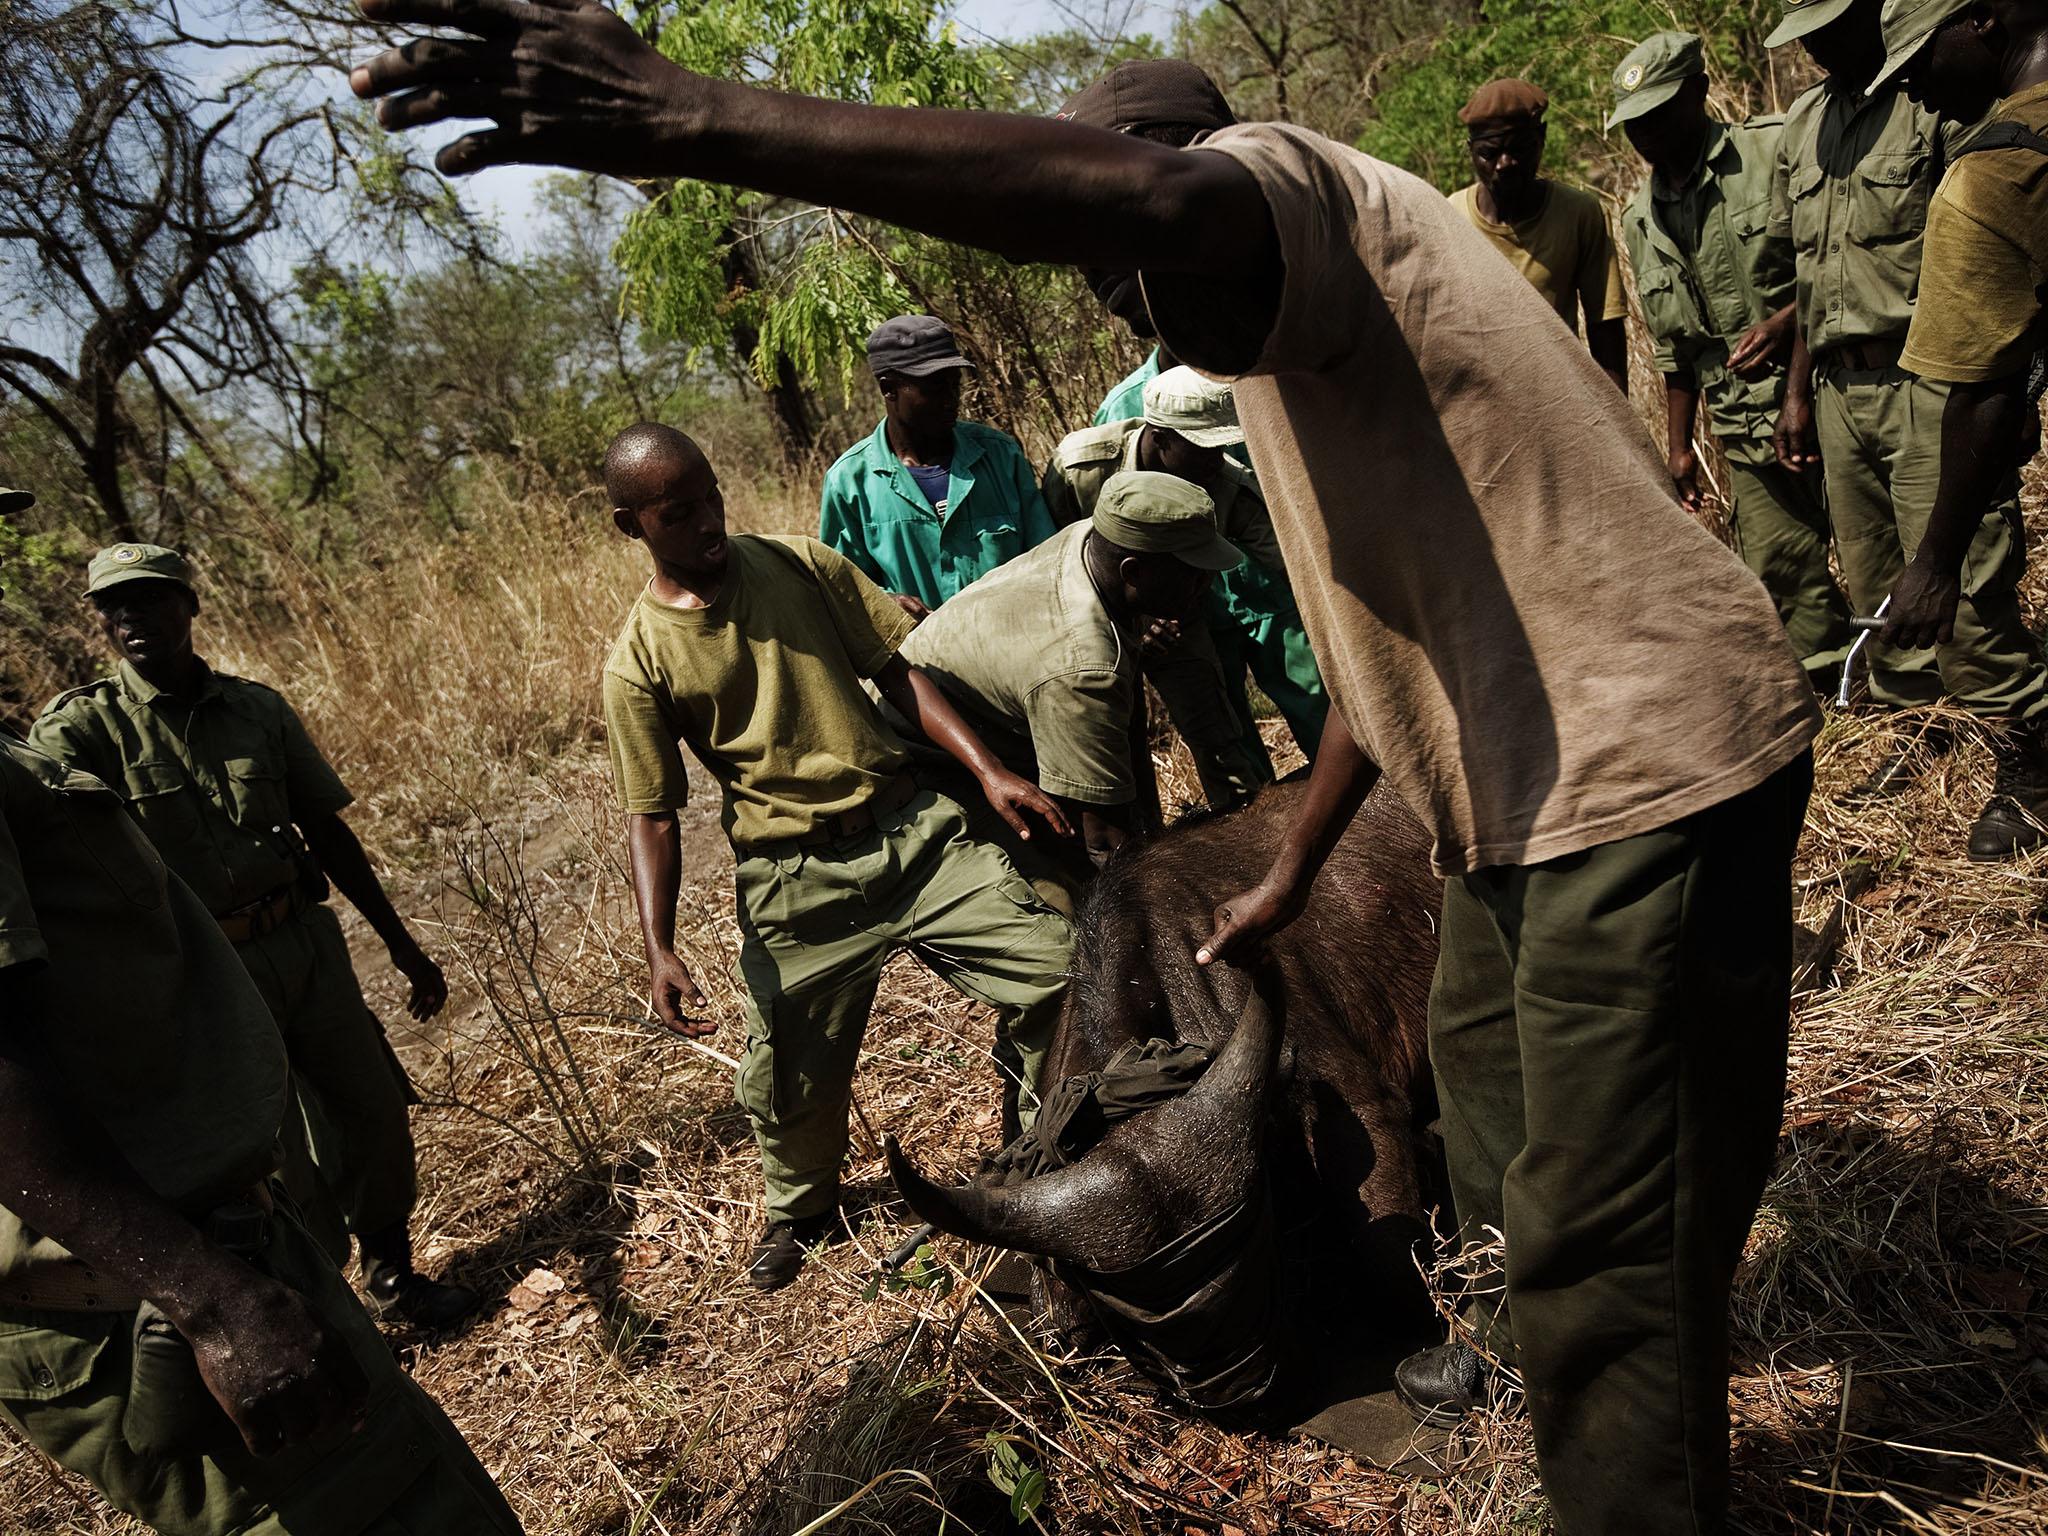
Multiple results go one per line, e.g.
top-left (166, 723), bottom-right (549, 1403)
top-left (0, 488), bottom-right (34, 518)
top-left (1765, 0), bottom-right (1863, 48)
top-left (1091, 471), bottom-right (1242, 572)
top-left (1606, 32), bottom-right (1705, 130)
top-left (1871, 0), bottom-right (1972, 90)
top-left (86, 542), bottom-right (194, 598)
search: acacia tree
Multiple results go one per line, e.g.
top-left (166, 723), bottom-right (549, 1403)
top-left (0, 0), bottom-right (459, 542)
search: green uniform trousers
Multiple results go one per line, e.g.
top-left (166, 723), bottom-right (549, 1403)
top-left (0, 1203), bottom-right (520, 1536)
top-left (240, 906), bottom-right (418, 1263)
top-left (1428, 754), bottom-right (1811, 1536)
top-left (1816, 365), bottom-right (2048, 718)
top-left (1723, 445), bottom-right (1855, 681)
top-left (1144, 621), bottom-right (1274, 811)
top-left (733, 788), bottom-right (1073, 1225)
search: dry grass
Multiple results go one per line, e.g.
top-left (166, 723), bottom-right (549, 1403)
top-left (5, 455), bottom-right (2047, 1535)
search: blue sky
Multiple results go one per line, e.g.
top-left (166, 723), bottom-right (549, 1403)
top-left (447, 0), bottom-right (1182, 247)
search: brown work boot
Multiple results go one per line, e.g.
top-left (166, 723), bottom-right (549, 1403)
top-left (1967, 721), bottom-right (2048, 862)
top-left (1842, 721), bottom-right (1953, 806)
top-left (745, 1208), bottom-right (843, 1293)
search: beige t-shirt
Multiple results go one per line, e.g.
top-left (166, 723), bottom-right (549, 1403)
top-left (1144, 123), bottom-right (1820, 876)
top-left (602, 535), bottom-right (915, 848)
top-left (891, 522), bottom-right (1137, 805)
top-left (1450, 181), bottom-right (1629, 336)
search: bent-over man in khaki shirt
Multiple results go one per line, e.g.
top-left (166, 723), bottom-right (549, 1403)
top-left (358, 39), bottom-right (1823, 1536)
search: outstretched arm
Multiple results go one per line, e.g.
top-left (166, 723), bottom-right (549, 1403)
top-left (626, 811), bottom-right (711, 1037)
top-left (873, 656), bottom-right (1072, 842)
top-left (350, 0), bottom-right (1278, 282)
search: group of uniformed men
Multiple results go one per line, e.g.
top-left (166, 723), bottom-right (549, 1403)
top-left (4, 0), bottom-right (2043, 1530)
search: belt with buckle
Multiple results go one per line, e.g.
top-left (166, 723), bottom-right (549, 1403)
top-left (1818, 338), bottom-right (1905, 375)
top-left (216, 884), bottom-right (303, 946)
top-left (757, 773), bottom-right (921, 859)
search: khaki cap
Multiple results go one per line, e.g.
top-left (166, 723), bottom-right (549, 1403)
top-left (1871, 0), bottom-right (1972, 89)
top-left (0, 487), bottom-right (34, 517)
top-left (1142, 367), bottom-right (1245, 449)
top-left (86, 542), bottom-right (194, 598)
top-left (1607, 32), bottom-right (1706, 131)
top-left (1765, 0), bottom-right (1863, 48)
top-left (1091, 471), bottom-right (1242, 572)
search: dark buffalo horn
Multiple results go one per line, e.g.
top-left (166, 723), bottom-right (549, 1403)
top-left (884, 1134), bottom-right (1127, 1267)
top-left (1183, 967), bottom-right (1284, 1116)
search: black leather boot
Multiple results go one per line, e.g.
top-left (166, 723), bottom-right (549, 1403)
top-left (1393, 1341), bottom-right (1501, 1428)
top-left (360, 1221), bottom-right (481, 1329)
top-left (745, 1208), bottom-right (842, 1293)
top-left (1968, 721), bottom-right (2048, 862)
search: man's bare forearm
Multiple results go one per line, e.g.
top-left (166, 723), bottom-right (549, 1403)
top-left (301, 812), bottom-right (415, 954)
top-left (626, 811), bottom-right (683, 960)
top-left (874, 656), bottom-right (1002, 782)
top-left (1665, 372), bottom-right (1699, 449)
top-left (1266, 706), bottom-right (1380, 892)
top-left (0, 1034), bottom-right (246, 1332)
top-left (1915, 377), bottom-right (2028, 576)
top-left (1589, 318), bottom-right (1629, 395)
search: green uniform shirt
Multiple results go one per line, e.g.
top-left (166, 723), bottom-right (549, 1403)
top-left (602, 535), bottom-right (916, 848)
top-left (1771, 78), bottom-right (1967, 352)
top-left (1624, 117), bottom-right (1798, 448)
top-left (818, 418), bottom-right (1056, 611)
top-left (0, 733), bottom-right (288, 1285)
top-left (891, 523), bottom-right (1137, 805)
top-left (1093, 351), bottom-right (1163, 425)
top-left (29, 662), bottom-right (354, 919)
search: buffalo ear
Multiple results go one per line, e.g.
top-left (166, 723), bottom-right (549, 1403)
top-left (885, 1134), bottom-right (1137, 1269)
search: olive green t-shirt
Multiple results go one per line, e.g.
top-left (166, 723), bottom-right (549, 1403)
top-left (29, 661), bottom-right (353, 918)
top-left (1903, 82), bottom-right (2048, 385)
top-left (602, 535), bottom-right (917, 848)
top-left (1449, 181), bottom-right (1629, 335)
top-left (890, 523), bottom-right (1138, 806)
top-left (0, 733), bottom-right (289, 1289)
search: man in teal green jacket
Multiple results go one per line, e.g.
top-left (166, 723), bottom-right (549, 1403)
top-left (819, 315), bottom-right (1055, 618)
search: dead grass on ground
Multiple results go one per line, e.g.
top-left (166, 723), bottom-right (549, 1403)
top-left (5, 468), bottom-right (2047, 1535)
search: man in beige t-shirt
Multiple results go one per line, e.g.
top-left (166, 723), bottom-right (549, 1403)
top-left (1450, 77), bottom-right (1632, 392)
top-left (360, 35), bottom-right (1822, 1536)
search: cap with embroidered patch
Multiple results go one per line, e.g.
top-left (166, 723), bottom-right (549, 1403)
top-left (1142, 367), bottom-right (1245, 449)
top-left (1091, 471), bottom-right (1242, 571)
top-left (85, 543), bottom-right (194, 598)
top-left (1607, 32), bottom-right (1706, 131)
top-left (1765, 0), bottom-right (1863, 49)
top-left (1872, 0), bottom-right (1974, 90)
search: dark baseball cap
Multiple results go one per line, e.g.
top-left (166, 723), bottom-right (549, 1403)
top-left (1056, 59), bottom-right (1235, 134)
top-left (867, 315), bottom-right (975, 379)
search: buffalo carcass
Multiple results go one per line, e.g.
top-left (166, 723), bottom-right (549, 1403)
top-left (887, 780), bottom-right (1447, 1415)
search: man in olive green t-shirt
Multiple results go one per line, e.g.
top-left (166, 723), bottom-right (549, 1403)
top-left (1451, 77), bottom-right (1631, 392)
top-left (0, 716), bottom-right (521, 1534)
top-left (1768, 0), bottom-right (2048, 853)
top-left (31, 544), bottom-right (476, 1329)
top-left (599, 422), bottom-right (1076, 1292)
top-left (1864, 0), bottom-right (2048, 850)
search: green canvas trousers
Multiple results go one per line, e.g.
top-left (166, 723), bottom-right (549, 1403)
top-left (240, 905), bottom-right (418, 1263)
top-left (1815, 364), bottom-right (2047, 719)
top-left (1723, 445), bottom-right (1854, 681)
top-left (0, 1203), bottom-right (520, 1536)
top-left (1428, 754), bottom-right (1811, 1536)
top-left (733, 788), bottom-right (1073, 1225)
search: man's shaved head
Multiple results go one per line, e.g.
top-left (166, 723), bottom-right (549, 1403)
top-left (605, 422), bottom-right (707, 509)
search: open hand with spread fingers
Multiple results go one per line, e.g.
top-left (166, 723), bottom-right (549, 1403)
top-left (350, 0), bottom-right (697, 178)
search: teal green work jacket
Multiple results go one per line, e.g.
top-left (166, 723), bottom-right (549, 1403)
top-left (818, 419), bottom-right (1056, 610)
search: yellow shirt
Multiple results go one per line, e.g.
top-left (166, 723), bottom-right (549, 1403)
top-left (601, 535), bottom-right (915, 848)
top-left (1902, 81), bottom-right (2048, 385)
top-left (1448, 181), bottom-right (1629, 334)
